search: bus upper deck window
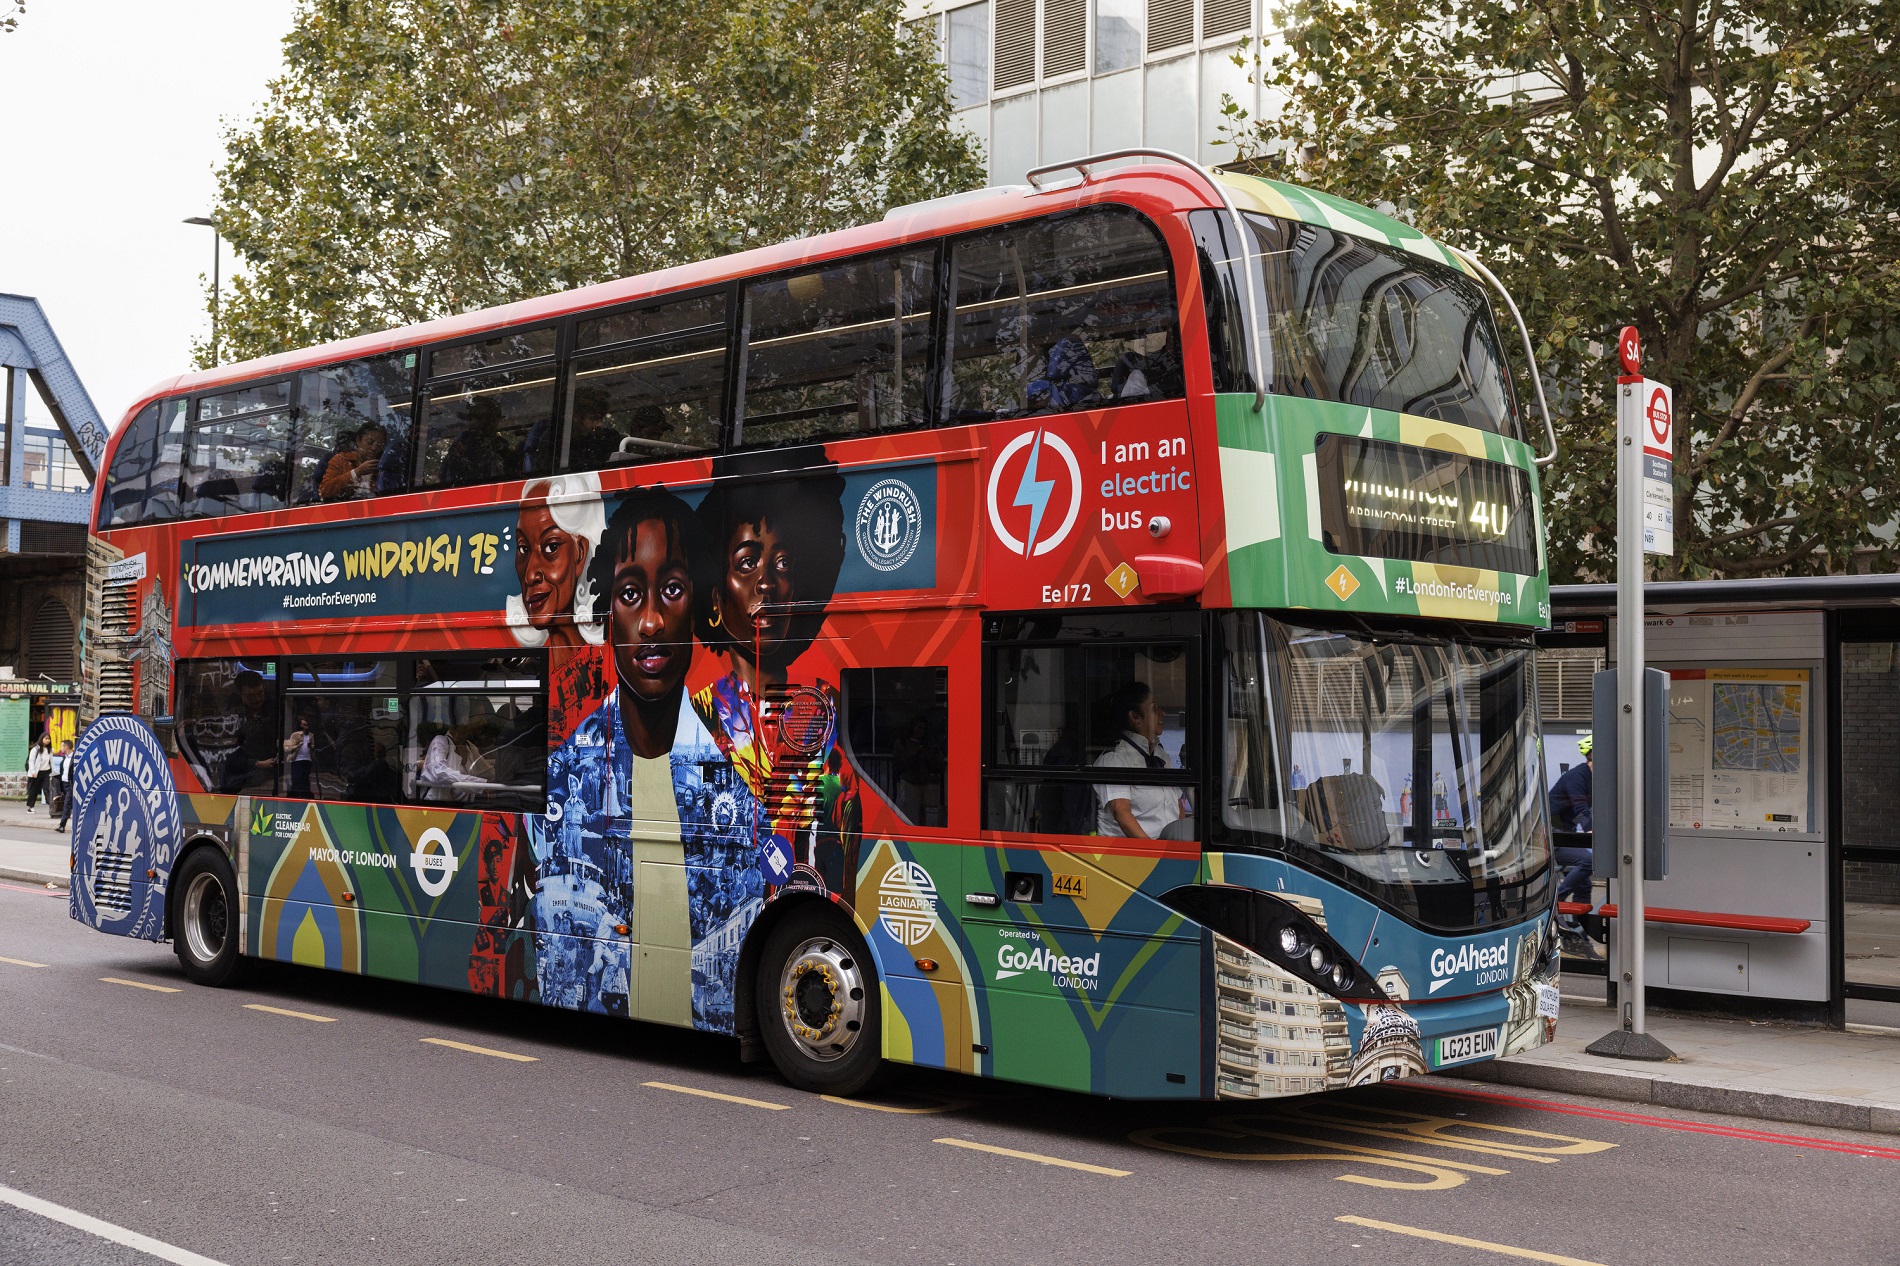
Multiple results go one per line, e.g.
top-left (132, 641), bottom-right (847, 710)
top-left (97, 401), bottom-right (161, 529)
top-left (567, 292), bottom-right (727, 470)
top-left (185, 381), bottom-right (295, 519)
top-left (416, 327), bottom-right (558, 490)
top-left (737, 250), bottom-right (935, 451)
top-left (1245, 213), bottom-right (1518, 435)
top-left (948, 207), bottom-right (1180, 424)
top-left (294, 353), bottom-right (416, 505)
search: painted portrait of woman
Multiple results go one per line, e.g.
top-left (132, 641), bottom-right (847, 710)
top-left (691, 452), bottom-right (861, 896)
top-left (507, 472), bottom-right (608, 744)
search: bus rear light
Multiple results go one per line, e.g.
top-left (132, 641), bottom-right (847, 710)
top-left (1132, 554), bottom-right (1204, 601)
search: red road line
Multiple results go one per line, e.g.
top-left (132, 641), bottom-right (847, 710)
top-left (1410, 1083), bottom-right (1900, 1160)
top-left (0, 882), bottom-right (64, 897)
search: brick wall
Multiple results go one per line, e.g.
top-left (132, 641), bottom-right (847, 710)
top-left (1843, 641), bottom-right (1900, 904)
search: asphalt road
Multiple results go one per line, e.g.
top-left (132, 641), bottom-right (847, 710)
top-left (3, 879), bottom-right (1896, 1266)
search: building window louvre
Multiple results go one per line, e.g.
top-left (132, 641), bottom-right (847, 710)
top-left (1146, 0), bottom-right (1194, 53)
top-left (994, 0), bottom-right (1037, 90)
top-left (1042, 0), bottom-right (1087, 77)
top-left (1200, 0), bottom-right (1250, 41)
top-left (27, 600), bottom-right (76, 681)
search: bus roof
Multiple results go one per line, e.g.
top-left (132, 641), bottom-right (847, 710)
top-left (123, 164), bottom-right (1231, 425)
top-left (115, 164), bottom-right (1467, 439)
top-left (1210, 170), bottom-right (1474, 275)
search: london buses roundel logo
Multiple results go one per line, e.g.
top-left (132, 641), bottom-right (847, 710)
top-left (987, 428), bottom-right (1082, 557)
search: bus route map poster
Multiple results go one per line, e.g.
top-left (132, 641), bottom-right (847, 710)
top-left (1665, 667), bottom-right (1811, 834)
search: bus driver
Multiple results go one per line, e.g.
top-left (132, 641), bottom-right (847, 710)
top-left (1092, 681), bottom-right (1184, 840)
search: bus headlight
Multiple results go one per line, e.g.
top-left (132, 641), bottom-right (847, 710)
top-left (1279, 925), bottom-right (1307, 957)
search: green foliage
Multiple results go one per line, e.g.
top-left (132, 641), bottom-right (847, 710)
top-left (1228, 0), bottom-right (1900, 580)
top-left (207, 0), bottom-right (984, 367)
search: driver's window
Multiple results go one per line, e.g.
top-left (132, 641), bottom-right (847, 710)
top-left (985, 632), bottom-right (1198, 841)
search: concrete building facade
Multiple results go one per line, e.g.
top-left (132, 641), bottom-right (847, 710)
top-left (912, 0), bottom-right (1278, 183)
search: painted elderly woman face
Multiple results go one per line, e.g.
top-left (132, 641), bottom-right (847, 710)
top-left (515, 501), bottom-right (585, 633)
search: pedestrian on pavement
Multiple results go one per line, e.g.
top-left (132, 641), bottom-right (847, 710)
top-left (47, 738), bottom-right (71, 815)
top-left (23, 734), bottom-right (52, 812)
top-left (56, 739), bottom-right (76, 832)
top-left (1550, 734), bottom-right (1594, 932)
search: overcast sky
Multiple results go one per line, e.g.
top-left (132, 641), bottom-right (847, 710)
top-left (1, 0), bottom-right (297, 435)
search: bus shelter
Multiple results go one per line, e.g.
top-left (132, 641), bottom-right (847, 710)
top-left (1540, 575), bottom-right (1900, 1026)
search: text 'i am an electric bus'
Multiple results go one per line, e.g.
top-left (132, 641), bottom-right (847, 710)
top-left (73, 150), bottom-right (1562, 1099)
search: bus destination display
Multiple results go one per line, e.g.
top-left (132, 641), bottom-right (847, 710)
top-left (1314, 434), bottom-right (1538, 575)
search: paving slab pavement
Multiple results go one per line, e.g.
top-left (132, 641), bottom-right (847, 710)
top-left (0, 796), bottom-right (70, 887)
top-left (1466, 990), bottom-right (1900, 1135)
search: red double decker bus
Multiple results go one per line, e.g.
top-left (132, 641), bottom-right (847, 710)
top-left (74, 153), bottom-right (1560, 1099)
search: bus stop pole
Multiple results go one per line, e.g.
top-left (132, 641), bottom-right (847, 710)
top-left (1589, 331), bottom-right (1675, 1061)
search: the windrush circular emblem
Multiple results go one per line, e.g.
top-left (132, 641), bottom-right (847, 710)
top-left (855, 478), bottom-right (923, 573)
top-left (876, 860), bottom-right (939, 947)
top-left (69, 714), bottom-right (179, 940)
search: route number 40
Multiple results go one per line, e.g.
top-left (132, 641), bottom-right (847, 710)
top-left (1468, 501), bottom-right (1510, 538)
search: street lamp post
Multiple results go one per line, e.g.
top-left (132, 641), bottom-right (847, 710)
top-left (183, 216), bottom-right (220, 364)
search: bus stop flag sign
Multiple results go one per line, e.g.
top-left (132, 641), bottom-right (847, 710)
top-left (1631, 380), bottom-right (1674, 556)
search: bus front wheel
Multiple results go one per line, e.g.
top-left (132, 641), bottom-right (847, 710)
top-left (756, 905), bottom-right (882, 1096)
top-left (173, 847), bottom-right (244, 988)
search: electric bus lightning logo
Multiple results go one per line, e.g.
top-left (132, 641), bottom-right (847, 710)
top-left (1014, 433), bottom-right (1057, 554)
top-left (986, 428), bottom-right (1083, 557)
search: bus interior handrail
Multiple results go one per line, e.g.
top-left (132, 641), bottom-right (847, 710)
top-left (1025, 149), bottom-right (1267, 414)
top-left (1447, 246), bottom-right (1560, 468)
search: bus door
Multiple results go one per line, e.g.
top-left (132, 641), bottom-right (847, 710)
top-left (974, 612), bottom-right (1206, 1094)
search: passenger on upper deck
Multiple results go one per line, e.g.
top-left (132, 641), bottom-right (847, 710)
top-left (1027, 304), bottom-right (1101, 413)
top-left (319, 423), bottom-right (388, 501)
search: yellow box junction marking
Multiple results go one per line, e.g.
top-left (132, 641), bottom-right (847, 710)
top-left (1129, 1106), bottom-right (1612, 1191)
top-left (100, 976), bottom-right (181, 994)
top-left (644, 1081), bottom-right (789, 1110)
top-left (1337, 1216), bottom-right (1606, 1265)
top-left (420, 1037), bottom-right (538, 1062)
top-left (243, 1003), bottom-right (338, 1023)
top-left (935, 1137), bottom-right (1130, 1177)
top-left (821, 1094), bottom-right (972, 1115)
top-left (0, 955), bottom-right (49, 968)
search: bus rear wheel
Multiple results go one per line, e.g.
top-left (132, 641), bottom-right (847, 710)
top-left (756, 905), bottom-right (882, 1096)
top-left (173, 847), bottom-right (244, 988)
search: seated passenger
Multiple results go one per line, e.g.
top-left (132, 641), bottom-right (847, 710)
top-left (1027, 308), bottom-right (1101, 412)
top-left (566, 388), bottom-right (622, 470)
top-left (438, 397), bottom-right (510, 487)
top-left (319, 423), bottom-right (388, 501)
top-left (420, 718), bottom-right (498, 802)
top-left (1112, 329), bottom-right (1182, 401)
top-left (1092, 681), bottom-right (1183, 840)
